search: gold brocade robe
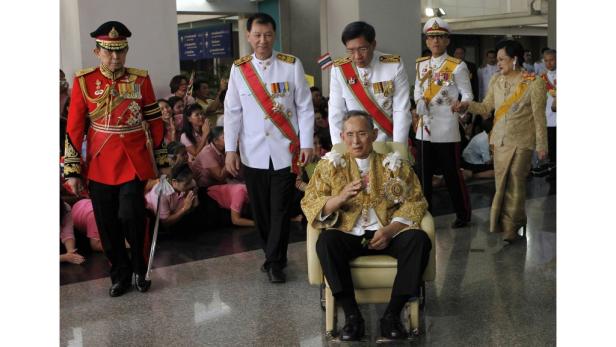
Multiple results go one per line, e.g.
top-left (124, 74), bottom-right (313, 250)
top-left (301, 152), bottom-right (427, 233)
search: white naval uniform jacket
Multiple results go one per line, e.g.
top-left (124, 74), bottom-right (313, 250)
top-left (414, 53), bottom-right (473, 143)
top-left (224, 51), bottom-right (314, 170)
top-left (328, 50), bottom-right (412, 145)
top-left (545, 69), bottom-right (556, 127)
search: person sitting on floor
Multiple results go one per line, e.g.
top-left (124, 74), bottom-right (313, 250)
top-left (192, 126), bottom-right (254, 227)
top-left (145, 163), bottom-right (199, 228)
top-left (60, 200), bottom-right (86, 264)
top-left (71, 198), bottom-right (104, 252)
top-left (301, 110), bottom-right (431, 341)
top-left (461, 116), bottom-right (495, 180)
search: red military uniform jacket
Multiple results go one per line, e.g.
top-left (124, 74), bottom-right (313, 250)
top-left (64, 65), bottom-right (168, 185)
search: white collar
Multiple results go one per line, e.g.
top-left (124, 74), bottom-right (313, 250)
top-left (354, 155), bottom-right (371, 172)
top-left (253, 51), bottom-right (275, 64)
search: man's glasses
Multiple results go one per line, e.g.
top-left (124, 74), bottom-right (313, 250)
top-left (346, 47), bottom-right (371, 55)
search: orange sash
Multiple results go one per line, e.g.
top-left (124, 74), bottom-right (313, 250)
top-left (494, 81), bottom-right (530, 125)
top-left (237, 61), bottom-right (301, 174)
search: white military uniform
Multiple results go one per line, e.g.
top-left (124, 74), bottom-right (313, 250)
top-left (478, 63), bottom-right (499, 101)
top-left (414, 53), bottom-right (473, 142)
top-left (224, 51), bottom-right (314, 169)
top-left (544, 69), bottom-right (556, 127)
top-left (328, 50), bottom-right (412, 145)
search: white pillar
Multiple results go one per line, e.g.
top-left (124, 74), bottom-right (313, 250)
top-left (237, 16), bottom-right (252, 58)
top-left (60, 0), bottom-right (180, 98)
top-left (547, 0), bottom-right (556, 49)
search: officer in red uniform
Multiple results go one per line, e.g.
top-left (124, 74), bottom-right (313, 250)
top-left (64, 21), bottom-right (167, 297)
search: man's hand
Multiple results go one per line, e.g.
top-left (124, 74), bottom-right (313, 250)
top-left (225, 151), bottom-right (241, 177)
top-left (299, 148), bottom-right (314, 166)
top-left (219, 78), bottom-right (228, 91)
top-left (537, 149), bottom-right (548, 161)
top-left (368, 228), bottom-right (393, 250)
top-left (201, 119), bottom-right (211, 137)
top-left (452, 101), bottom-right (469, 113)
top-left (416, 99), bottom-right (429, 116)
top-left (338, 179), bottom-right (362, 204)
top-left (66, 177), bottom-right (83, 196)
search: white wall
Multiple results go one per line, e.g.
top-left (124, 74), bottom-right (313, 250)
top-left (421, 0), bottom-right (542, 18)
top-left (176, 0), bottom-right (257, 14)
top-left (60, 0), bottom-right (180, 98)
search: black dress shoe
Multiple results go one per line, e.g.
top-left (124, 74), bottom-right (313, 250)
top-left (451, 218), bottom-right (469, 228)
top-left (134, 273), bottom-right (151, 293)
top-left (340, 314), bottom-right (365, 341)
top-left (109, 280), bottom-right (131, 297)
top-left (380, 313), bottom-right (408, 340)
top-left (267, 267), bottom-right (286, 283)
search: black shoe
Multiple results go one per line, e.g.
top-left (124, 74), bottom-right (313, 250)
top-left (109, 280), bottom-right (131, 297)
top-left (340, 314), bottom-right (365, 341)
top-left (380, 312), bottom-right (408, 340)
top-left (451, 218), bottom-right (469, 228)
top-left (267, 267), bottom-right (286, 283)
top-left (134, 273), bottom-right (151, 293)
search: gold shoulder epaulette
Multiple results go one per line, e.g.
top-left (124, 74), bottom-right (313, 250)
top-left (415, 56), bottom-right (430, 63)
top-left (126, 67), bottom-right (148, 77)
top-left (333, 56), bottom-right (352, 66)
top-left (445, 56), bottom-right (462, 64)
top-left (75, 67), bottom-right (96, 77)
top-left (379, 54), bottom-right (400, 63)
top-left (234, 55), bottom-right (252, 66)
top-left (276, 53), bottom-right (296, 64)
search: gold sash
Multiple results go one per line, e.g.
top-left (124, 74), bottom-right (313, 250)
top-left (422, 59), bottom-right (458, 103)
top-left (494, 80), bottom-right (530, 125)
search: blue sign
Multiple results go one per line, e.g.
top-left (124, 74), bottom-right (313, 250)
top-left (178, 23), bottom-right (233, 61)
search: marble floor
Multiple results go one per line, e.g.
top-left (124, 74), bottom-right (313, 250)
top-left (60, 177), bottom-right (556, 346)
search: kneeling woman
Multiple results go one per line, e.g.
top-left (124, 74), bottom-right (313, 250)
top-left (192, 126), bottom-right (254, 227)
top-left (145, 163), bottom-right (200, 228)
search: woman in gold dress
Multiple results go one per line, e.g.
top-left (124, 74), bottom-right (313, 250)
top-left (454, 40), bottom-right (547, 243)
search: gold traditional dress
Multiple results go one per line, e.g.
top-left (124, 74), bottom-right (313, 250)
top-left (301, 151), bottom-right (427, 232)
top-left (468, 72), bottom-right (547, 236)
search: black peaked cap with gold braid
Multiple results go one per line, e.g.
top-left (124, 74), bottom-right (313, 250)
top-left (91, 21), bottom-right (131, 51)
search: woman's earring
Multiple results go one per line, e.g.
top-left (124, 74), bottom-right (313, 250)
top-left (513, 57), bottom-right (518, 71)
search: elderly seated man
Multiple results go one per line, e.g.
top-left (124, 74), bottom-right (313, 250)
top-left (301, 110), bottom-right (432, 341)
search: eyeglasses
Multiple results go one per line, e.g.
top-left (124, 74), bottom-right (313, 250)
top-left (346, 47), bottom-right (371, 55)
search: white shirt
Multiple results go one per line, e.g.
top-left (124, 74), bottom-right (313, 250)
top-left (462, 131), bottom-right (491, 165)
top-left (414, 53), bottom-right (473, 142)
top-left (534, 60), bottom-right (546, 75)
top-left (477, 64), bottom-right (499, 101)
top-left (523, 63), bottom-right (535, 73)
top-left (224, 51), bottom-right (314, 170)
top-left (319, 155), bottom-right (411, 237)
top-left (544, 69), bottom-right (556, 127)
top-left (328, 51), bottom-right (412, 145)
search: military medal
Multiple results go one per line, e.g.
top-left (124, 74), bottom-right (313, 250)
top-left (348, 77), bottom-right (356, 85)
top-left (382, 176), bottom-right (409, 204)
top-left (435, 97), bottom-right (443, 105)
top-left (94, 79), bottom-right (104, 96)
top-left (272, 102), bottom-right (283, 113)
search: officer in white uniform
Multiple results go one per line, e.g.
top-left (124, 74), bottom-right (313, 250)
top-left (224, 13), bottom-right (314, 283)
top-left (542, 49), bottom-right (556, 178)
top-left (414, 17), bottom-right (473, 228)
top-left (328, 21), bottom-right (411, 154)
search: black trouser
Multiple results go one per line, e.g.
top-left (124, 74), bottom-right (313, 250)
top-left (414, 140), bottom-right (471, 221)
top-left (89, 178), bottom-right (149, 284)
top-left (547, 126), bottom-right (556, 165)
top-left (316, 229), bottom-right (432, 297)
top-left (243, 161), bottom-right (295, 269)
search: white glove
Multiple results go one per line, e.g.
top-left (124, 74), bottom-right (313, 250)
top-left (416, 99), bottom-right (429, 116)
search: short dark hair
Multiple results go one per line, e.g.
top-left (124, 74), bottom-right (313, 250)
top-left (495, 40), bottom-right (525, 65)
top-left (207, 126), bottom-right (224, 143)
top-left (170, 163), bottom-right (193, 182)
top-left (247, 13), bottom-right (276, 32)
top-left (543, 49), bottom-right (556, 57)
top-left (167, 96), bottom-right (184, 112)
top-left (455, 47), bottom-right (466, 53)
top-left (540, 47), bottom-right (550, 54)
top-left (342, 110), bottom-right (374, 130)
top-left (341, 21), bottom-right (376, 45)
top-left (310, 87), bottom-right (321, 93)
top-left (169, 75), bottom-right (188, 93)
top-left (486, 49), bottom-right (496, 56)
top-left (166, 141), bottom-right (186, 156)
top-left (524, 49), bottom-right (532, 54)
top-left (157, 98), bottom-right (170, 106)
